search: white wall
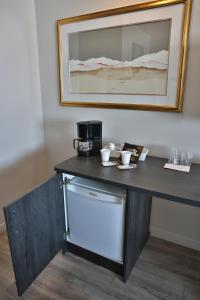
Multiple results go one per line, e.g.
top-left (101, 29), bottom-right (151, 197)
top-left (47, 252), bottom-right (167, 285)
top-left (0, 0), bottom-right (49, 228)
top-left (34, 0), bottom-right (200, 250)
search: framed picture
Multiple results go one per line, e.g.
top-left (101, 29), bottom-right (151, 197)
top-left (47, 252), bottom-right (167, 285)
top-left (57, 0), bottom-right (192, 111)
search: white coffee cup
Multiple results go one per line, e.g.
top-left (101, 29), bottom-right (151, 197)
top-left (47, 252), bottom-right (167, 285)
top-left (100, 149), bottom-right (111, 162)
top-left (108, 143), bottom-right (115, 151)
top-left (121, 151), bottom-right (132, 165)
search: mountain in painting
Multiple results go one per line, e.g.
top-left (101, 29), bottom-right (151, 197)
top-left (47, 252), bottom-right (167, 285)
top-left (70, 50), bottom-right (168, 72)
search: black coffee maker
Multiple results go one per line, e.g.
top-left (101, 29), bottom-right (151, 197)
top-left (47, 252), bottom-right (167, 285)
top-left (73, 121), bottom-right (102, 157)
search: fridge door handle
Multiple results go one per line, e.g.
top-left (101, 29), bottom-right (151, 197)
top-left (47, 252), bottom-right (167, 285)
top-left (87, 191), bottom-right (123, 204)
top-left (67, 184), bottom-right (125, 204)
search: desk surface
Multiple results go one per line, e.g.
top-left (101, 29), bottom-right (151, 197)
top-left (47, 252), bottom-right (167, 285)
top-left (55, 156), bottom-right (200, 207)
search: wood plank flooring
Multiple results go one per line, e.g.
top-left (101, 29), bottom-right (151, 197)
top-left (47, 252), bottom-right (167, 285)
top-left (0, 230), bottom-right (200, 300)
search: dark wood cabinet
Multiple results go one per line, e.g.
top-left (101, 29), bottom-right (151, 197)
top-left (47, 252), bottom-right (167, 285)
top-left (4, 174), bottom-right (65, 296)
top-left (4, 171), bottom-right (152, 296)
top-left (4, 155), bottom-right (200, 296)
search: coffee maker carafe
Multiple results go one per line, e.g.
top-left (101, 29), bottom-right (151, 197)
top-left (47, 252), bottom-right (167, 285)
top-left (73, 121), bottom-right (102, 157)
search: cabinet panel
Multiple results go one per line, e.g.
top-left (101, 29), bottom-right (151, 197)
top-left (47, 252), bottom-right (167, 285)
top-left (4, 174), bottom-right (65, 296)
top-left (123, 191), bottom-right (152, 281)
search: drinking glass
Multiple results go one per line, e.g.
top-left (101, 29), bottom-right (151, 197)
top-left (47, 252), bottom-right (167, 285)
top-left (180, 151), bottom-right (193, 166)
top-left (168, 148), bottom-right (179, 165)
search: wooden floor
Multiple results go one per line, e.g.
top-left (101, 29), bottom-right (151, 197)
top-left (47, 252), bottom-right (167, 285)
top-left (0, 230), bottom-right (200, 300)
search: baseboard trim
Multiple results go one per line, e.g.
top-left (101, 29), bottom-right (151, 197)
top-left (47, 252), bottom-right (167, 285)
top-left (150, 226), bottom-right (200, 252)
top-left (0, 223), bottom-right (6, 233)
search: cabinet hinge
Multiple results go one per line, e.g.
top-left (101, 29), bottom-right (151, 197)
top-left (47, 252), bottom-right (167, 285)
top-left (63, 230), bottom-right (69, 241)
top-left (60, 177), bottom-right (71, 189)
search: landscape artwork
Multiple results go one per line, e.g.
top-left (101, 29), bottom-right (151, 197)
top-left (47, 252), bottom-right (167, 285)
top-left (68, 20), bottom-right (171, 95)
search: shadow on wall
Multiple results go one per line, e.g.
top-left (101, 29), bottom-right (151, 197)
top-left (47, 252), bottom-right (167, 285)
top-left (0, 147), bottom-right (50, 227)
top-left (44, 119), bottom-right (77, 170)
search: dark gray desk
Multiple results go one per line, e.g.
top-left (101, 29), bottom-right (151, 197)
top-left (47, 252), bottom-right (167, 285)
top-left (55, 155), bottom-right (200, 282)
top-left (55, 155), bottom-right (200, 207)
top-left (4, 155), bottom-right (200, 296)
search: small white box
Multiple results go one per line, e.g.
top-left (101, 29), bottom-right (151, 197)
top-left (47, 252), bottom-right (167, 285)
top-left (139, 148), bottom-right (149, 161)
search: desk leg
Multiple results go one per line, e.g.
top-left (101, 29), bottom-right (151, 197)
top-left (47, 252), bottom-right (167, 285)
top-left (123, 190), bottom-right (152, 282)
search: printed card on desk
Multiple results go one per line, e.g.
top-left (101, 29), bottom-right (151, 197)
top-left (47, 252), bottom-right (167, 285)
top-left (102, 161), bottom-right (117, 167)
top-left (164, 163), bottom-right (190, 173)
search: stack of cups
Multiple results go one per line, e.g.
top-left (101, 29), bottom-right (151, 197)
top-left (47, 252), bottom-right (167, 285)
top-left (100, 149), bottom-right (111, 162)
top-left (121, 151), bottom-right (132, 165)
top-left (108, 143), bottom-right (115, 151)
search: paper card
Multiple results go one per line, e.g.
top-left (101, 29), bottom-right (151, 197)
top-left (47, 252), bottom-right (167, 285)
top-left (117, 164), bottom-right (137, 170)
top-left (164, 163), bottom-right (190, 173)
top-left (102, 161), bottom-right (117, 167)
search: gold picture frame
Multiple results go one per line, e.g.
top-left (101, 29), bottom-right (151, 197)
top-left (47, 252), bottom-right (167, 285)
top-left (57, 0), bottom-right (192, 111)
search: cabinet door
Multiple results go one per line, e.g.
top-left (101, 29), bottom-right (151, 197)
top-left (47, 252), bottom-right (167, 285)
top-left (4, 174), bottom-right (65, 296)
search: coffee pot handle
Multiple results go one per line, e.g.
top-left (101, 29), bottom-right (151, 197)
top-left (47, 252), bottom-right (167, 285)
top-left (73, 138), bottom-right (79, 150)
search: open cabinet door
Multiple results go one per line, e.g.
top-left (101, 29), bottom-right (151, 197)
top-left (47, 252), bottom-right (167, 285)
top-left (4, 174), bottom-right (65, 296)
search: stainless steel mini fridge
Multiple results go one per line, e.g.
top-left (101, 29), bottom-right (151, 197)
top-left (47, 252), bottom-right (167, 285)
top-left (63, 175), bottom-right (126, 263)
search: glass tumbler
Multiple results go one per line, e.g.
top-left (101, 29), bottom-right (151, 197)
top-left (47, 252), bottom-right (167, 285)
top-left (180, 151), bottom-right (193, 166)
top-left (168, 148), bottom-right (179, 165)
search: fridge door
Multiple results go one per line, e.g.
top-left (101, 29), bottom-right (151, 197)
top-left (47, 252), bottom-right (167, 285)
top-left (66, 183), bottom-right (126, 263)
